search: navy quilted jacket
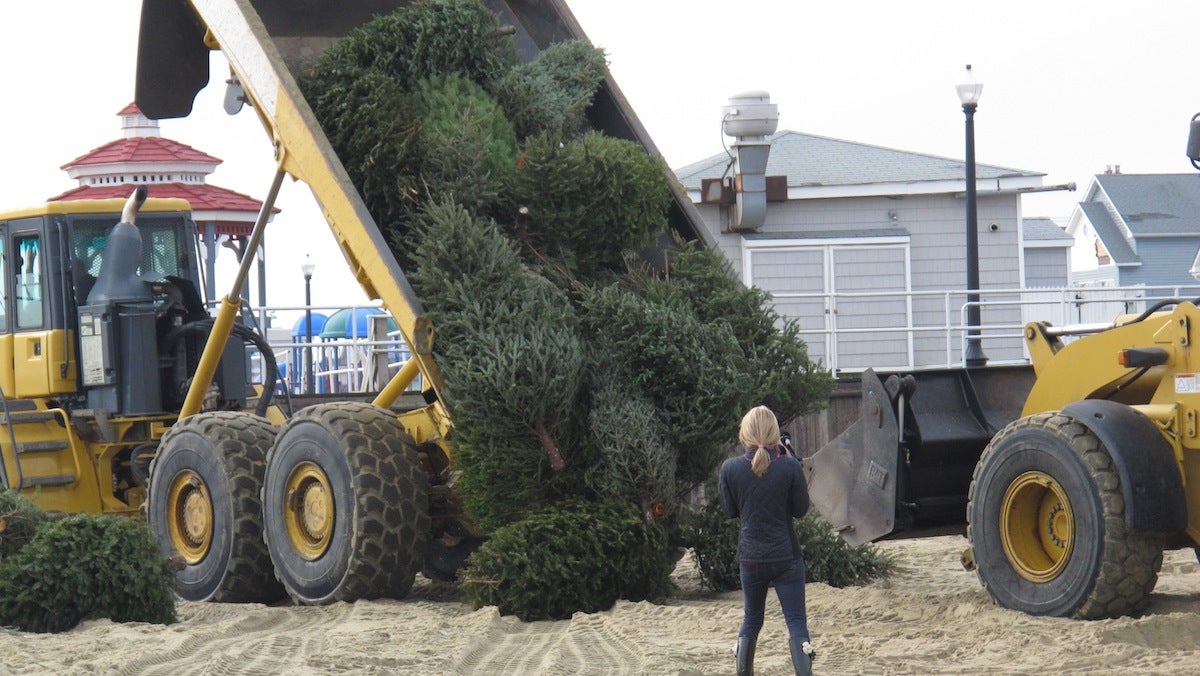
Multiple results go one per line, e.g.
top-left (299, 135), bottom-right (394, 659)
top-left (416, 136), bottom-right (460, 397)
top-left (718, 449), bottom-right (810, 563)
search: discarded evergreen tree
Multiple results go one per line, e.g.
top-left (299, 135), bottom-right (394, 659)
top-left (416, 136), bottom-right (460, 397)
top-left (494, 39), bottom-right (609, 141)
top-left (0, 489), bottom-right (52, 561)
top-left (625, 245), bottom-right (834, 424)
top-left (301, 64), bottom-right (422, 241)
top-left (578, 279), bottom-right (750, 490)
top-left (461, 499), bottom-right (671, 621)
top-left (583, 365), bottom-right (676, 523)
top-left (300, 0), bottom-right (520, 251)
top-left (0, 514), bottom-right (177, 633)
top-left (305, 0), bottom-right (516, 92)
top-left (303, 0), bottom-right (837, 620)
top-left (406, 73), bottom-right (518, 220)
top-left (506, 131), bottom-right (671, 281)
top-left (410, 201), bottom-right (590, 531)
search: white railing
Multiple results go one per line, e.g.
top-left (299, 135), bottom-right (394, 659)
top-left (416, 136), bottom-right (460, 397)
top-left (237, 284), bottom-right (1200, 390)
top-left (780, 284), bottom-right (1200, 374)
top-left (240, 304), bottom-right (420, 396)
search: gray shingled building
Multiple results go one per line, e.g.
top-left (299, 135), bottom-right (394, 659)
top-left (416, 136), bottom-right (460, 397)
top-left (674, 130), bottom-right (1060, 372)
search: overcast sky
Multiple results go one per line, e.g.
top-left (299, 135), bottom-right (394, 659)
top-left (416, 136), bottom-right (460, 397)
top-left (3, 1), bottom-right (1200, 315)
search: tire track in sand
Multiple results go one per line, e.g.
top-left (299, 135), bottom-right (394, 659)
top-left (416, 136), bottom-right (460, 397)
top-left (112, 603), bottom-right (353, 676)
top-left (452, 608), bottom-right (645, 675)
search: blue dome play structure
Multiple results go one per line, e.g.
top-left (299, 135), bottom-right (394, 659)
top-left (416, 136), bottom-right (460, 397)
top-left (288, 308), bottom-right (410, 394)
top-left (318, 307), bottom-right (399, 339)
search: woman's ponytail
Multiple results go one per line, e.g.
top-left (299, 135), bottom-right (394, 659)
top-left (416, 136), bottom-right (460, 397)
top-left (751, 446), bottom-right (770, 477)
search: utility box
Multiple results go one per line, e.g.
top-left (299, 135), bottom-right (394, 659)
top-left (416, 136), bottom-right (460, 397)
top-left (79, 302), bottom-right (163, 415)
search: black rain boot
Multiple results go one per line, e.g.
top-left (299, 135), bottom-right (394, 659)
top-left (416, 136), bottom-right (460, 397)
top-left (735, 635), bottom-right (756, 676)
top-left (789, 636), bottom-right (814, 676)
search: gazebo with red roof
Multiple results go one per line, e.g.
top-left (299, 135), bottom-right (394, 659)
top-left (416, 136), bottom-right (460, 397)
top-left (50, 103), bottom-right (277, 307)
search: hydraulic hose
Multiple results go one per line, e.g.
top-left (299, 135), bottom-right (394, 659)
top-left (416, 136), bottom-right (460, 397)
top-left (167, 319), bottom-right (279, 418)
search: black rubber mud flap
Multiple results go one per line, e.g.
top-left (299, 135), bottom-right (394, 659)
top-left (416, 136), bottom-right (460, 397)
top-left (803, 368), bottom-right (899, 546)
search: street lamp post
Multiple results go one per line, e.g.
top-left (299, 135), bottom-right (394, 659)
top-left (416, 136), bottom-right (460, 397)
top-left (302, 256), bottom-right (316, 394)
top-left (957, 64), bottom-right (988, 368)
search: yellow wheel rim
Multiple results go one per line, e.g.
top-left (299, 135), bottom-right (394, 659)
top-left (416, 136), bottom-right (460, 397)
top-left (167, 470), bottom-right (212, 565)
top-left (284, 462), bottom-right (334, 561)
top-left (1000, 471), bottom-right (1074, 582)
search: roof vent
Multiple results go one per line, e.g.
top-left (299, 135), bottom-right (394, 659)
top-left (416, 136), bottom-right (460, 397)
top-left (722, 91), bottom-right (779, 231)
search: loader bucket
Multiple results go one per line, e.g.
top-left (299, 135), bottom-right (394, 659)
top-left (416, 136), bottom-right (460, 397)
top-left (805, 365), bottom-right (1035, 545)
top-left (803, 368), bottom-right (898, 546)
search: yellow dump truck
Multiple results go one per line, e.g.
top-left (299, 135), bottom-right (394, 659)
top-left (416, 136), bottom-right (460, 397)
top-left (0, 0), bottom-right (709, 605)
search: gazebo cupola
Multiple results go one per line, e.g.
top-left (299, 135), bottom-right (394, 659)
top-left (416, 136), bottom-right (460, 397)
top-left (50, 103), bottom-right (277, 306)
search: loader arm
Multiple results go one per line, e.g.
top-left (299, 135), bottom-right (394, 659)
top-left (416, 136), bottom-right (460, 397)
top-left (1020, 307), bottom-right (1187, 416)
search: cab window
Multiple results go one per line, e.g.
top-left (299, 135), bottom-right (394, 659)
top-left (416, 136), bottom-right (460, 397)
top-left (0, 233), bottom-right (7, 332)
top-left (14, 234), bottom-right (42, 330)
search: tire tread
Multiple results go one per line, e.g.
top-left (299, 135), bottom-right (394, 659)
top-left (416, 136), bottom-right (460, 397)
top-left (968, 412), bottom-right (1162, 619)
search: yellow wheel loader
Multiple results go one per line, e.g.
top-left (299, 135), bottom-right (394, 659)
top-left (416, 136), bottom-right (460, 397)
top-left (807, 299), bottom-right (1200, 620)
top-left (805, 112), bottom-right (1200, 623)
top-left (0, 0), bottom-right (708, 605)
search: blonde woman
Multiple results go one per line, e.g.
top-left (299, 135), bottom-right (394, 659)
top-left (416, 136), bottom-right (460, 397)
top-left (719, 406), bottom-right (815, 676)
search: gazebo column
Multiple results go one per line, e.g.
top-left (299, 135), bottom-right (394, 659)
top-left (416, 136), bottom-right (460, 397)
top-left (204, 221), bottom-right (218, 305)
top-left (257, 242), bottom-right (269, 328)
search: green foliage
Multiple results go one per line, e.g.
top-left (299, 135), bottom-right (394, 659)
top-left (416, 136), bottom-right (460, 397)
top-left (0, 489), bottom-right (51, 561)
top-left (584, 366), bottom-right (676, 520)
top-left (635, 246), bottom-right (835, 423)
top-left (306, 0), bottom-right (516, 92)
top-left (411, 202), bottom-right (589, 530)
top-left (0, 514), bottom-right (177, 633)
top-left (677, 489), bottom-right (742, 592)
top-left (794, 513), bottom-right (898, 588)
top-left (409, 199), bottom-right (528, 316)
top-left (680, 496), bottom-right (896, 592)
top-left (300, 0), bottom-right (837, 606)
top-left (580, 282), bottom-right (748, 489)
top-left (495, 40), bottom-right (608, 140)
top-left (406, 73), bottom-right (518, 218)
top-left (507, 132), bottom-right (671, 280)
top-left (461, 499), bottom-right (671, 620)
top-left (301, 64), bottom-right (423, 240)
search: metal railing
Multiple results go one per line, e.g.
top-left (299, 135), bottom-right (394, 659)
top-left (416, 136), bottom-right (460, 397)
top-left (236, 284), bottom-right (1200, 389)
top-left (777, 284), bottom-right (1200, 374)
top-left (240, 303), bottom-right (419, 396)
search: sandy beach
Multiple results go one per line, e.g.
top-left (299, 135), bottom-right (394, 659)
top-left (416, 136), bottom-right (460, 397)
top-left (2, 534), bottom-right (1198, 675)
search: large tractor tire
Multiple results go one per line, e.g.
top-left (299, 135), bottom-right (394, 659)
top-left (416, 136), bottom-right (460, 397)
top-left (148, 412), bottom-right (285, 603)
top-left (967, 412), bottom-right (1163, 619)
top-left (262, 401), bottom-right (429, 605)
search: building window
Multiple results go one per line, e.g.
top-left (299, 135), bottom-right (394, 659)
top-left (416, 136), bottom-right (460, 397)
top-left (1094, 238), bottom-right (1110, 265)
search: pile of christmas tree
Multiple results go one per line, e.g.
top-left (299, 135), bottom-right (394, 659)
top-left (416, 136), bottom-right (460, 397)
top-left (301, 0), bottom-right (834, 621)
top-left (0, 489), bottom-right (176, 632)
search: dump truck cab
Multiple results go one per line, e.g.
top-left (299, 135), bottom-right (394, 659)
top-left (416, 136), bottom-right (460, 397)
top-left (0, 196), bottom-right (254, 514)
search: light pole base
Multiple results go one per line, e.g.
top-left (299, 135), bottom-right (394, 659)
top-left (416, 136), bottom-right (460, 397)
top-left (964, 339), bottom-right (989, 369)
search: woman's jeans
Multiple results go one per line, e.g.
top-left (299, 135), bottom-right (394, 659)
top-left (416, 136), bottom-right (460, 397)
top-left (739, 557), bottom-right (809, 641)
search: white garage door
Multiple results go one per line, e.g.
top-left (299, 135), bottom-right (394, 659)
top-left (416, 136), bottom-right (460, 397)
top-left (746, 242), bottom-right (911, 372)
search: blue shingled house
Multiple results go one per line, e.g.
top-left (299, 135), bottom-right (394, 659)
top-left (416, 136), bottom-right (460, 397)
top-left (674, 130), bottom-right (1060, 372)
top-left (1067, 172), bottom-right (1200, 294)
